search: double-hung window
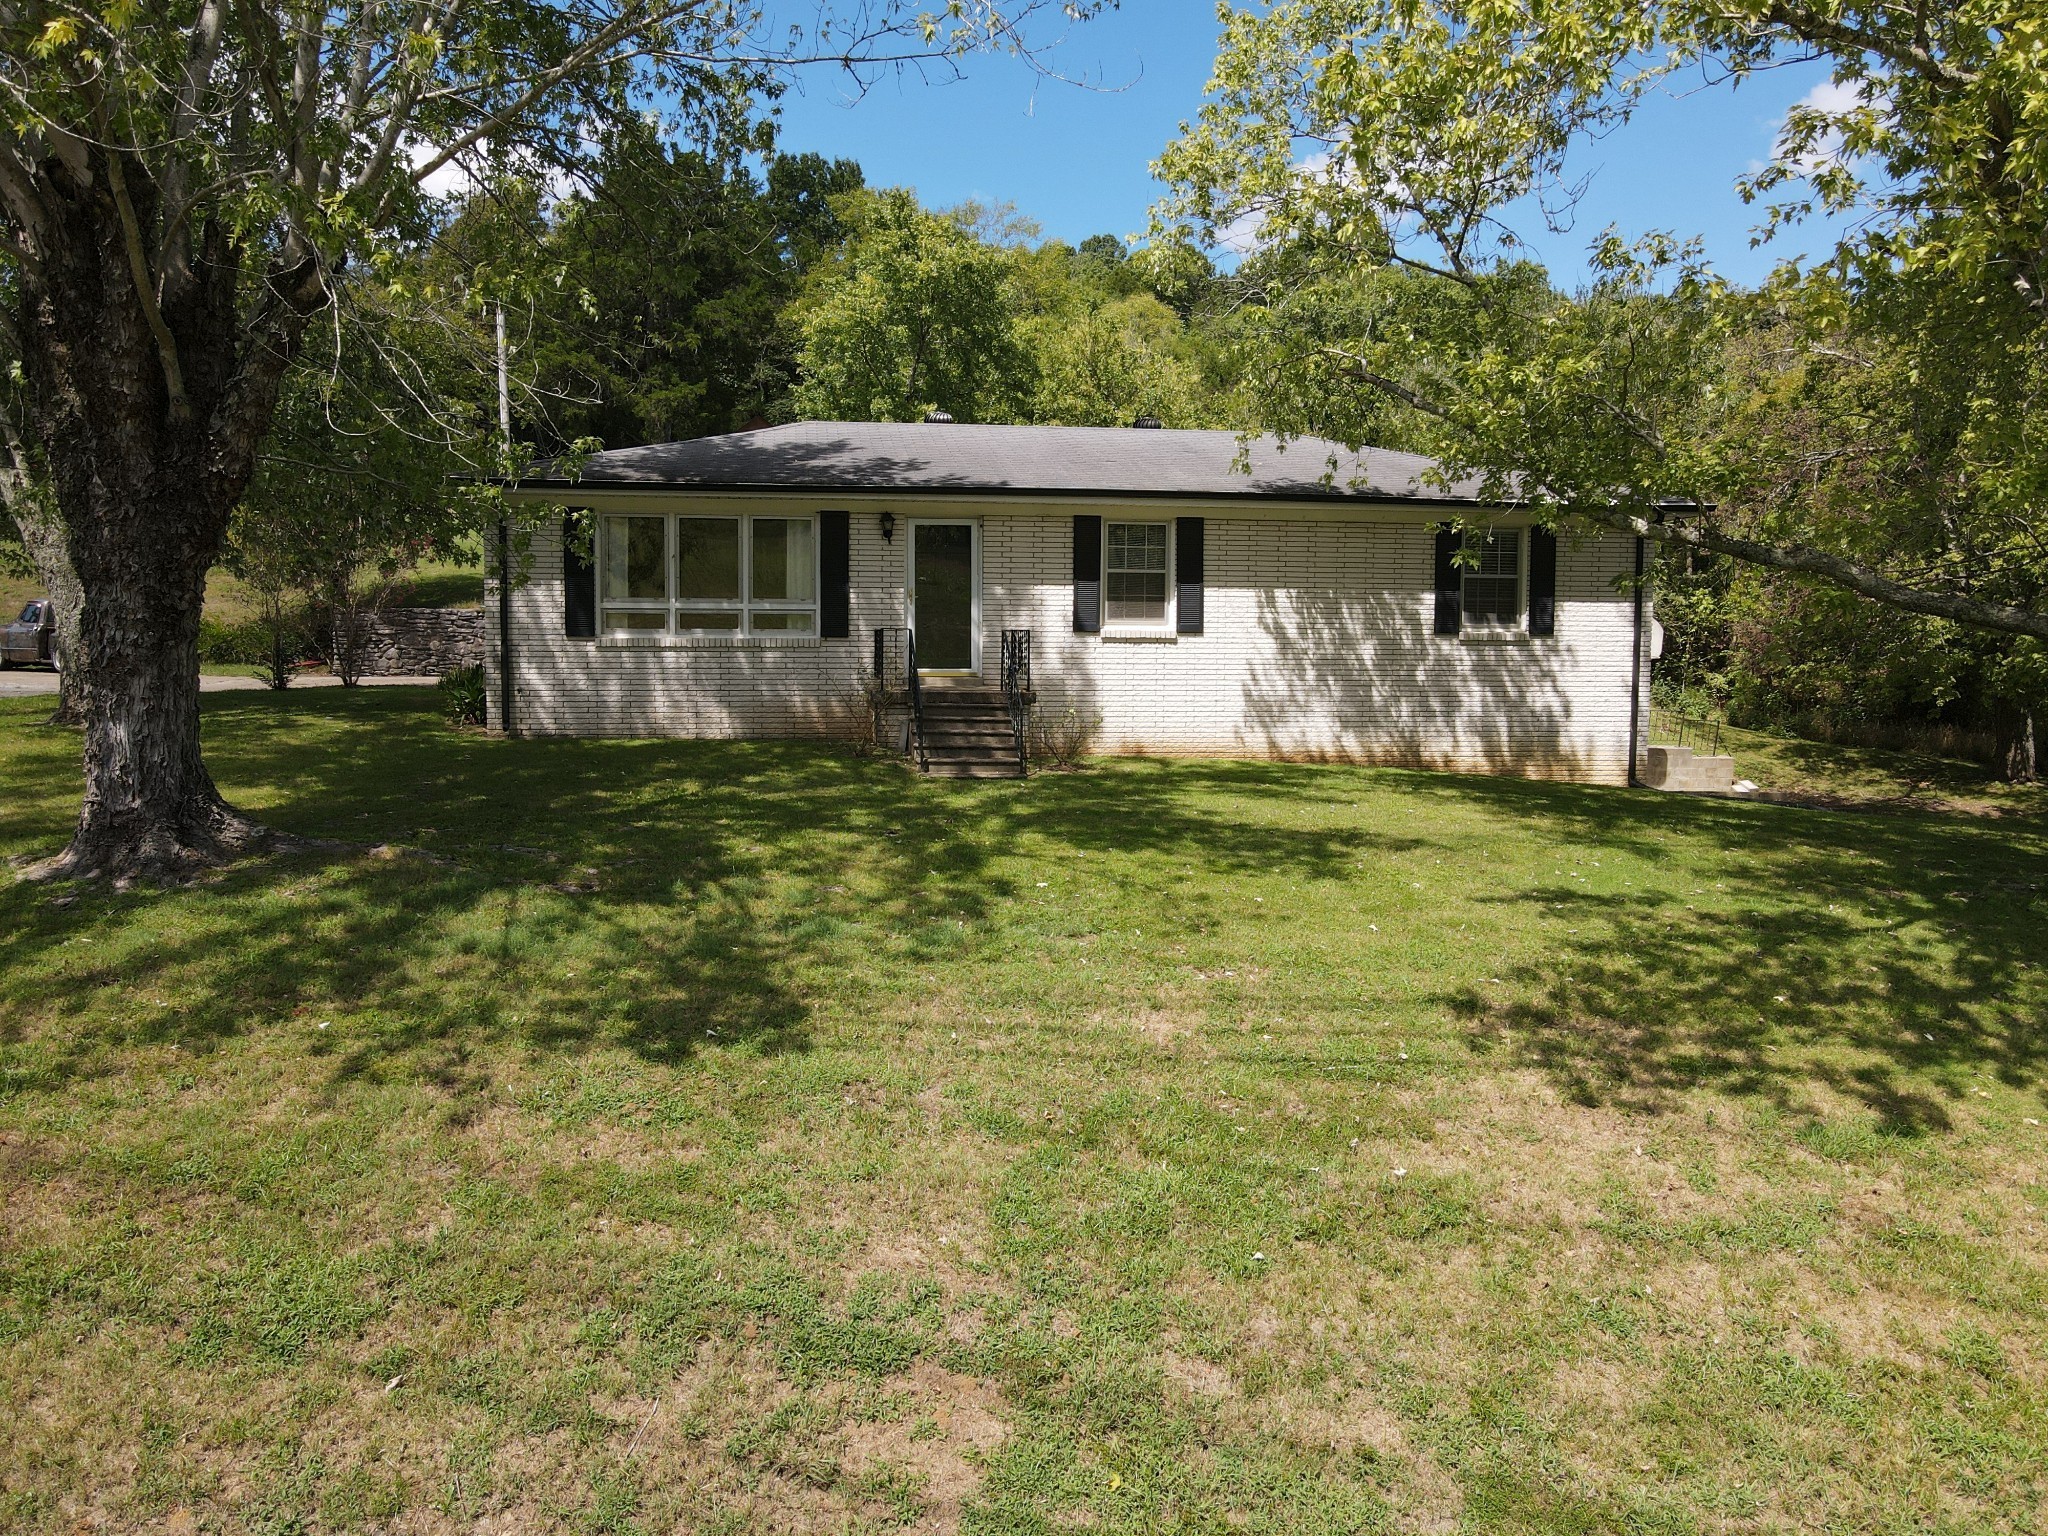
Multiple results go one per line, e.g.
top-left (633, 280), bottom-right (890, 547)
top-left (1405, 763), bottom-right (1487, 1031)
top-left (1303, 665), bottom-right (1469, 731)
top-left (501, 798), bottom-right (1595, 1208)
top-left (1461, 529), bottom-right (1523, 630)
top-left (602, 515), bottom-right (670, 633)
top-left (1104, 521), bottom-right (1171, 626)
top-left (601, 513), bottom-right (817, 637)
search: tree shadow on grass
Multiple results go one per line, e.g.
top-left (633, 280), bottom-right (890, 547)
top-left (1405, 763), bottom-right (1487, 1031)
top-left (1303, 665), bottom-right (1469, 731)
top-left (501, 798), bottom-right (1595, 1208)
top-left (0, 689), bottom-right (1424, 1100)
top-left (1402, 773), bottom-right (2048, 1130)
top-left (9, 689), bottom-right (2037, 1136)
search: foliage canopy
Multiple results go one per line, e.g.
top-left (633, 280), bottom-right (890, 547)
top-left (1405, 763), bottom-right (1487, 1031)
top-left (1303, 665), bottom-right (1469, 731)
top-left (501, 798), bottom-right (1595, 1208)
top-left (1153, 1), bottom-right (2048, 653)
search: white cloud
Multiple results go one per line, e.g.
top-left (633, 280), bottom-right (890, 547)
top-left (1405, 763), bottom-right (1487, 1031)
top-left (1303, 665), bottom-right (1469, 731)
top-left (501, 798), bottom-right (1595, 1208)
top-left (1772, 77), bottom-right (1872, 178)
top-left (405, 135), bottom-right (587, 209)
top-left (1212, 147), bottom-right (1338, 256)
top-left (408, 138), bottom-right (480, 200)
top-left (1214, 202), bottom-right (1268, 256)
top-left (1801, 78), bottom-right (1867, 116)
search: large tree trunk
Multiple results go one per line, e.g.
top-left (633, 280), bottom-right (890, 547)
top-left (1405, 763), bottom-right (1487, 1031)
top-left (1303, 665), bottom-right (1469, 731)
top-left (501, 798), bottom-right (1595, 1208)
top-left (17, 144), bottom-right (315, 882)
top-left (30, 476), bottom-right (271, 882)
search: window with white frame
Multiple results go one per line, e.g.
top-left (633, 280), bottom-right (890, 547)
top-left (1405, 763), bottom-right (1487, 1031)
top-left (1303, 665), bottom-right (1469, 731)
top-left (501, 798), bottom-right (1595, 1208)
top-left (1462, 529), bottom-right (1523, 628)
top-left (1104, 521), bottom-right (1171, 625)
top-left (600, 513), bottom-right (817, 636)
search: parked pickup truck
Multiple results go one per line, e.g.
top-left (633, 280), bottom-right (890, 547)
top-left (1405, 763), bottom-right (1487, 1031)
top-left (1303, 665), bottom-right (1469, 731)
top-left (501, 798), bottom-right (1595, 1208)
top-left (0, 598), bottom-right (59, 669)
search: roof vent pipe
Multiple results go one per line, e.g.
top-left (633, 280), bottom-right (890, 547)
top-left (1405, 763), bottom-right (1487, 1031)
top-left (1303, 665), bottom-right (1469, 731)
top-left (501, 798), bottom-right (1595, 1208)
top-left (1131, 415), bottom-right (1163, 429)
top-left (924, 409), bottom-right (954, 424)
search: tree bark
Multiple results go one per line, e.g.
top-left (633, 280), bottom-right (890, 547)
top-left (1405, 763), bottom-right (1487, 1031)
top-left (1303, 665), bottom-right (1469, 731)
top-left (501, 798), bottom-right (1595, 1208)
top-left (34, 495), bottom-right (271, 881)
top-left (2000, 710), bottom-right (2039, 784)
top-left (16, 143), bottom-right (317, 882)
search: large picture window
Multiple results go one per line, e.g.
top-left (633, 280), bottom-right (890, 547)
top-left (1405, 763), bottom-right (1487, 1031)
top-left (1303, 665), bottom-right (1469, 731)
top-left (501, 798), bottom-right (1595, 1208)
top-left (601, 514), bottom-right (817, 637)
top-left (1105, 521), bottom-right (1171, 625)
top-left (1462, 530), bottom-right (1523, 628)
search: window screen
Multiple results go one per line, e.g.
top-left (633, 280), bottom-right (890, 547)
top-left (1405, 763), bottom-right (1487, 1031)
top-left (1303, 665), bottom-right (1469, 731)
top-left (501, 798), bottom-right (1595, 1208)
top-left (1105, 522), bottom-right (1170, 624)
top-left (1462, 531), bottom-right (1523, 626)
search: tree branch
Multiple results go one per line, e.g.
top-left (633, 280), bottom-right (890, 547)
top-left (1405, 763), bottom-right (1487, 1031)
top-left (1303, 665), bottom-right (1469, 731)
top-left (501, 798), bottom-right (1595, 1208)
top-left (378, 3), bottom-right (666, 222)
top-left (1749, 2), bottom-right (1974, 88)
top-left (101, 142), bottom-right (194, 423)
top-left (356, 0), bottom-right (474, 213)
top-left (1305, 357), bottom-right (2048, 641)
top-left (288, 0), bottom-right (326, 196)
top-left (1318, 347), bottom-right (1457, 421)
top-left (159, 0), bottom-right (229, 299)
top-left (1614, 510), bottom-right (2048, 641)
top-left (324, 0), bottom-right (384, 197)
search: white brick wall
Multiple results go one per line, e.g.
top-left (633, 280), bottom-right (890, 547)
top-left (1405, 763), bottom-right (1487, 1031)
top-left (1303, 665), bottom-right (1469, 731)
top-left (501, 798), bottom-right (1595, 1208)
top-left (488, 498), bottom-right (1652, 784)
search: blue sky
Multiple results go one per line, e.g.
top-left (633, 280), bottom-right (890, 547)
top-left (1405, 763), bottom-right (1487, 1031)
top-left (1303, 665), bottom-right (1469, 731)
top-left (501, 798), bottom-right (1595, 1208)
top-left (767, 2), bottom-right (1854, 287)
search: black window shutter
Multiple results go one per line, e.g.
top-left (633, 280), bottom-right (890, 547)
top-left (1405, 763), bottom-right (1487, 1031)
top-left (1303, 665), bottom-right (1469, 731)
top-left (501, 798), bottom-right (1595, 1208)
top-left (1073, 513), bottom-right (1102, 633)
top-left (819, 510), bottom-right (851, 638)
top-left (1432, 524), bottom-right (1462, 636)
top-left (563, 512), bottom-right (596, 638)
top-left (1527, 526), bottom-right (1557, 636)
top-left (1175, 516), bottom-right (1205, 634)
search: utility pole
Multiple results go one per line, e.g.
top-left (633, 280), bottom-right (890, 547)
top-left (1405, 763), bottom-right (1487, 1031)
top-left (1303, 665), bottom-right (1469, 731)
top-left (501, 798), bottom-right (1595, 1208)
top-left (495, 301), bottom-right (515, 737)
top-left (496, 302), bottom-right (512, 448)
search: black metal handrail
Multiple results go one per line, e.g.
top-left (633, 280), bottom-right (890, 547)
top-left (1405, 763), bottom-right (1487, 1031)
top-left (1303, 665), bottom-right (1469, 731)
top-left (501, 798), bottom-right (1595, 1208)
top-left (872, 626), bottom-right (926, 770)
top-left (1001, 628), bottom-right (1032, 776)
top-left (1650, 707), bottom-right (1722, 758)
top-left (905, 630), bottom-right (926, 772)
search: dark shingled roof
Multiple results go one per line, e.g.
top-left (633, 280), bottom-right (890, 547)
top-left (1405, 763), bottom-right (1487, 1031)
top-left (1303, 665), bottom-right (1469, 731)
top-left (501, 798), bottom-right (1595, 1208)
top-left (518, 421), bottom-right (1499, 504)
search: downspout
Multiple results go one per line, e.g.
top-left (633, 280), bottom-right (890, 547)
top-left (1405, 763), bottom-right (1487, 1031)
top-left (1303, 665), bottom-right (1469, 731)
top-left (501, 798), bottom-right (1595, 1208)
top-left (1626, 533), bottom-right (1645, 787)
top-left (497, 517), bottom-right (515, 736)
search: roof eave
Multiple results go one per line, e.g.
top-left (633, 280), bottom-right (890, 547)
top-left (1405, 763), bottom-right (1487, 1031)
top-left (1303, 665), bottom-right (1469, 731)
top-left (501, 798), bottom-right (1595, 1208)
top-left (504, 477), bottom-right (1513, 509)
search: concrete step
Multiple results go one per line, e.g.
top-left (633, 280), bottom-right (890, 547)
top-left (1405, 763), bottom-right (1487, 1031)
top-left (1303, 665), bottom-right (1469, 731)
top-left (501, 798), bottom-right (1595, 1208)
top-left (924, 758), bottom-right (1025, 779)
top-left (920, 687), bottom-right (1006, 704)
top-left (1645, 744), bottom-right (1736, 793)
top-left (1644, 744), bottom-right (1692, 785)
top-left (926, 744), bottom-right (1021, 763)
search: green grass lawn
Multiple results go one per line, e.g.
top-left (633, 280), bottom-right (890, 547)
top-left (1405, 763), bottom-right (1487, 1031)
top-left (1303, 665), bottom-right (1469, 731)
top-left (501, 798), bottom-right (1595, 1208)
top-left (1717, 721), bottom-right (2042, 815)
top-left (199, 560), bottom-right (483, 626)
top-left (3, 691), bottom-right (2045, 1535)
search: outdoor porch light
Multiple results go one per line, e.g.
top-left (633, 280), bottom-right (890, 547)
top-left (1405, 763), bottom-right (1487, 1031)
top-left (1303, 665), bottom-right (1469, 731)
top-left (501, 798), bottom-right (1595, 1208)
top-left (880, 511), bottom-right (895, 543)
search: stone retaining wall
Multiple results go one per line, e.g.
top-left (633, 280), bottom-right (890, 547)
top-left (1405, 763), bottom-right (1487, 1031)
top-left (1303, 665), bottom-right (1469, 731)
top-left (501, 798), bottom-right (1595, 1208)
top-left (340, 607), bottom-right (484, 677)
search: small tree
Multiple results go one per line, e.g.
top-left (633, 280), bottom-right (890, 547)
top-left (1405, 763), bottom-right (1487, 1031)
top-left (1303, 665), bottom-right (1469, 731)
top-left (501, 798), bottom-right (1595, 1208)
top-left (233, 283), bottom-right (491, 687)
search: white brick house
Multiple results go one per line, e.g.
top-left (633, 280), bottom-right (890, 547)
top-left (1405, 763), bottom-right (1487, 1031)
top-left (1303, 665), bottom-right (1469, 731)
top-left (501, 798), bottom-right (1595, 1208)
top-left (488, 421), bottom-right (1653, 783)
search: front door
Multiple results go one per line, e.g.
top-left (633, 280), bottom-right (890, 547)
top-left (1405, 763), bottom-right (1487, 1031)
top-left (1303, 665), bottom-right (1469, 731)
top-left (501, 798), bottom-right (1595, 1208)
top-left (909, 521), bottom-right (978, 673)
